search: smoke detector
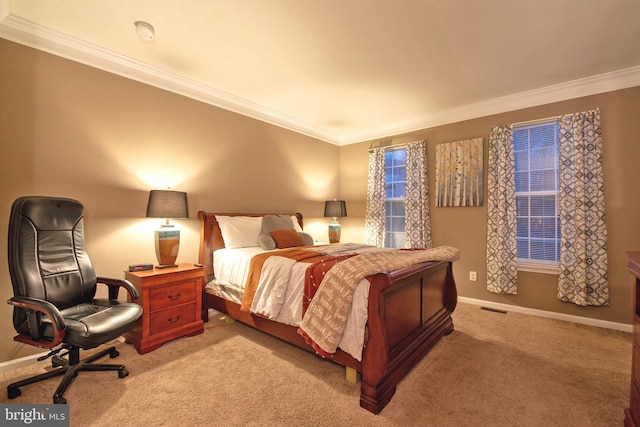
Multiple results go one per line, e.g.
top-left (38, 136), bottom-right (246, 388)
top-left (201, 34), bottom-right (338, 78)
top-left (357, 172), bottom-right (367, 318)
top-left (134, 21), bottom-right (154, 41)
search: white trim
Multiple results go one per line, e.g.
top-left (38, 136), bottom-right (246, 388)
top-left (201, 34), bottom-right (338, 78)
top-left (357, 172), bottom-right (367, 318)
top-left (0, 15), bottom-right (340, 145)
top-left (0, 336), bottom-right (127, 373)
top-left (458, 296), bottom-right (632, 333)
top-left (512, 115), bottom-right (561, 128)
top-left (1, 13), bottom-right (640, 145)
top-left (0, 351), bottom-right (48, 373)
top-left (340, 66), bottom-right (640, 145)
top-left (0, 301), bottom-right (630, 371)
top-left (517, 259), bottom-right (560, 275)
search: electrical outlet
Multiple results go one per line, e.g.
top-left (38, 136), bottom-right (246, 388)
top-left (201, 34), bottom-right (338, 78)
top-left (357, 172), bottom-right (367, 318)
top-left (469, 271), bottom-right (477, 282)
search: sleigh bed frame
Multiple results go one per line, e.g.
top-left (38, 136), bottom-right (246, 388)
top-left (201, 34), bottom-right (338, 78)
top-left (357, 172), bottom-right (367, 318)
top-left (198, 211), bottom-right (457, 414)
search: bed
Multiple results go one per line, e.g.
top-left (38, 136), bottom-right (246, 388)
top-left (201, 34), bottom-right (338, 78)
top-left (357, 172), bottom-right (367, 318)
top-left (198, 211), bottom-right (459, 414)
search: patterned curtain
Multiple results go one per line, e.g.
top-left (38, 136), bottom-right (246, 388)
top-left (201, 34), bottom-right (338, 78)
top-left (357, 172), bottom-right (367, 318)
top-left (405, 140), bottom-right (432, 248)
top-left (557, 109), bottom-right (609, 306)
top-left (486, 125), bottom-right (518, 294)
top-left (364, 147), bottom-right (386, 247)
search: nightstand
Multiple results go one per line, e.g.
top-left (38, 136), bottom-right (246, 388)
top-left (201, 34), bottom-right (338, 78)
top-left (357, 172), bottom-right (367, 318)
top-left (124, 263), bottom-right (204, 354)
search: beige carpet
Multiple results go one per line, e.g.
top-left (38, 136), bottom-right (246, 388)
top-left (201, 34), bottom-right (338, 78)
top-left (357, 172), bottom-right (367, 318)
top-left (0, 302), bottom-right (631, 427)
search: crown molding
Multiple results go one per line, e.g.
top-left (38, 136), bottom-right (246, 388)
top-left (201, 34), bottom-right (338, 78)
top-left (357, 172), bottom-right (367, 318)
top-left (338, 65), bottom-right (640, 145)
top-left (1, 11), bottom-right (639, 147)
top-left (0, 13), bottom-right (341, 144)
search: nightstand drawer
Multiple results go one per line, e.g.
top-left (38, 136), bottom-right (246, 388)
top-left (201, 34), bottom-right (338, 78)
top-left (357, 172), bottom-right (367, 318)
top-left (149, 281), bottom-right (197, 311)
top-left (149, 303), bottom-right (197, 335)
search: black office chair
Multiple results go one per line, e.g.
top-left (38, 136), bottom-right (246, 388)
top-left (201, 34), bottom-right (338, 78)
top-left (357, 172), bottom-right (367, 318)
top-left (6, 196), bottom-right (143, 404)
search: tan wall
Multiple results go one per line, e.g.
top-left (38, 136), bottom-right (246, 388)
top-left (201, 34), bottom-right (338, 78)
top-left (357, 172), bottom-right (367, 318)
top-left (340, 86), bottom-right (640, 325)
top-left (2, 37), bottom-right (639, 365)
top-left (0, 39), bottom-right (339, 363)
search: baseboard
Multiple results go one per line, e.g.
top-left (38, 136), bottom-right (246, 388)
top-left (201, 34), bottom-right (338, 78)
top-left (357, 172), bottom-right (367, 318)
top-left (0, 302), bottom-right (631, 372)
top-left (0, 351), bottom-right (49, 373)
top-left (458, 297), bottom-right (633, 333)
top-left (0, 337), bottom-right (128, 373)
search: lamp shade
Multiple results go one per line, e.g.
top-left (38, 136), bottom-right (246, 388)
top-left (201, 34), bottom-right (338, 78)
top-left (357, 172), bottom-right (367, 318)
top-left (324, 200), bottom-right (347, 218)
top-left (146, 190), bottom-right (189, 219)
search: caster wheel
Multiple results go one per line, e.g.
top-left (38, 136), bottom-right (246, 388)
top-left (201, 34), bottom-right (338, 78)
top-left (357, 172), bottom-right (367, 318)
top-left (110, 350), bottom-right (120, 358)
top-left (53, 396), bottom-right (66, 404)
top-left (7, 386), bottom-right (21, 399)
top-left (118, 368), bottom-right (129, 378)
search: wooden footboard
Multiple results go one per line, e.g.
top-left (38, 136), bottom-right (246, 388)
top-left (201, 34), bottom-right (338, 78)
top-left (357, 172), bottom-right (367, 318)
top-left (198, 211), bottom-right (457, 414)
top-left (361, 259), bottom-right (456, 413)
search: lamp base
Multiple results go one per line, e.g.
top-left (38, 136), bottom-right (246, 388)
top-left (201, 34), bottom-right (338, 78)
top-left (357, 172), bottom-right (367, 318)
top-left (155, 225), bottom-right (180, 267)
top-left (155, 263), bottom-right (178, 269)
top-left (328, 222), bottom-right (341, 244)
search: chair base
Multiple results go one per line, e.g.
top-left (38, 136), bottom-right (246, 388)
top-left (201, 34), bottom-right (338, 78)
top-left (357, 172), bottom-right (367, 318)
top-left (7, 345), bottom-right (128, 404)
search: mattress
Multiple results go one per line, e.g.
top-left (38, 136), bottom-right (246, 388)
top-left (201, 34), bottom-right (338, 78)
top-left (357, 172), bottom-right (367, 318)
top-left (206, 245), bottom-right (372, 361)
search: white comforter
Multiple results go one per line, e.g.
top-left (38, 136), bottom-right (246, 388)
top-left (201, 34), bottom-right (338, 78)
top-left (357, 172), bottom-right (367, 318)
top-left (207, 244), bottom-right (375, 361)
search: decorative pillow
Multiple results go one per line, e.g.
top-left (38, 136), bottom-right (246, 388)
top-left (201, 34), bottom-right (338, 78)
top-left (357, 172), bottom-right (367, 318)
top-left (299, 232), bottom-right (314, 246)
top-left (258, 234), bottom-right (277, 250)
top-left (259, 215), bottom-right (296, 249)
top-left (270, 229), bottom-right (305, 248)
top-left (215, 215), bottom-right (262, 249)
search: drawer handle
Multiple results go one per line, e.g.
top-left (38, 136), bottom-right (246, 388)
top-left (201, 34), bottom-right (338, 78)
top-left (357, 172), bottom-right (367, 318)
top-left (167, 292), bottom-right (181, 301)
top-left (167, 315), bottom-right (181, 324)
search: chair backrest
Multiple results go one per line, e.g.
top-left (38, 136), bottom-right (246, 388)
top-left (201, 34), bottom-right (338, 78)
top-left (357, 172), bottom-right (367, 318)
top-left (8, 197), bottom-right (98, 333)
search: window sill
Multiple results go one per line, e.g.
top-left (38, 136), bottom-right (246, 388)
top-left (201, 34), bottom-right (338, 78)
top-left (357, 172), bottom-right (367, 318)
top-left (517, 259), bottom-right (560, 275)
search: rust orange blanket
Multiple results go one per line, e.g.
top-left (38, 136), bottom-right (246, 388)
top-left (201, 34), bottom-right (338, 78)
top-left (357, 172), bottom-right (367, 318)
top-left (298, 246), bottom-right (461, 357)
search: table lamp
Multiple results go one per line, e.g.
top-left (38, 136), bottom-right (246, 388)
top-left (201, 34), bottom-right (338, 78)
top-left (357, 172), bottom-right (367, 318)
top-left (146, 189), bottom-right (189, 268)
top-left (324, 200), bottom-right (347, 243)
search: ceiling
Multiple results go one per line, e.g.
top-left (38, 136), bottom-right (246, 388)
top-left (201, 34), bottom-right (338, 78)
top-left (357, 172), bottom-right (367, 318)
top-left (2, 0), bottom-right (640, 145)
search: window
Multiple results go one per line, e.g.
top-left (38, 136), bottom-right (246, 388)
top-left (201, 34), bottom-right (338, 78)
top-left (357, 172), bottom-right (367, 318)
top-left (385, 148), bottom-right (406, 248)
top-left (514, 121), bottom-right (560, 272)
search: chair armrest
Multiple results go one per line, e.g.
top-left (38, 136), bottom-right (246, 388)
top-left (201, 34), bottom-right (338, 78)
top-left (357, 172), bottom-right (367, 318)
top-left (7, 296), bottom-right (66, 348)
top-left (97, 277), bottom-right (140, 301)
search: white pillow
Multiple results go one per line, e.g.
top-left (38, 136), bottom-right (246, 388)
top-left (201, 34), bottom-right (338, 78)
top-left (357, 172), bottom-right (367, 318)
top-left (215, 216), bottom-right (262, 248)
top-left (291, 215), bottom-right (303, 232)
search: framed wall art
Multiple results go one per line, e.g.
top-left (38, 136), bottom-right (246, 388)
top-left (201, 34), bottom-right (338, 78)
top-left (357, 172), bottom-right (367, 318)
top-left (435, 137), bottom-right (484, 207)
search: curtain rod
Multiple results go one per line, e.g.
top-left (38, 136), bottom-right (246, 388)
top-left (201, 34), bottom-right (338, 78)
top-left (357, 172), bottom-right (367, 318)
top-left (369, 115), bottom-right (563, 151)
top-left (367, 142), bottom-right (407, 153)
top-left (511, 114), bottom-right (561, 127)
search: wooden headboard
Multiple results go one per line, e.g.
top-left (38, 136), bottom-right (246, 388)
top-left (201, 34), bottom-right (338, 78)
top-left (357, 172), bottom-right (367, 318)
top-left (197, 211), bottom-right (304, 278)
